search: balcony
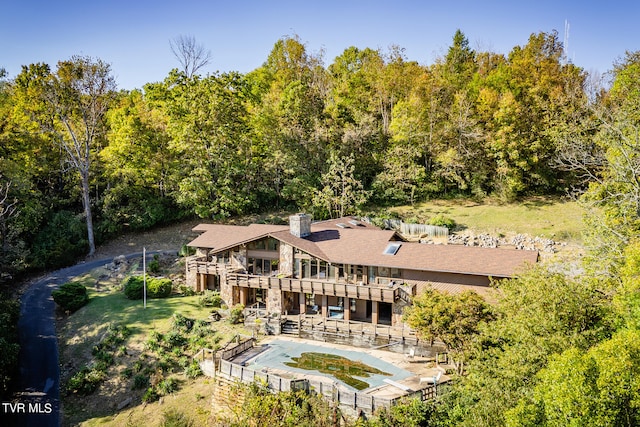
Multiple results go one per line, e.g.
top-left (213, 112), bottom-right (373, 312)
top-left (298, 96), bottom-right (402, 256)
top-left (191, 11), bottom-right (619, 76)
top-left (187, 258), bottom-right (239, 276)
top-left (226, 273), bottom-right (407, 303)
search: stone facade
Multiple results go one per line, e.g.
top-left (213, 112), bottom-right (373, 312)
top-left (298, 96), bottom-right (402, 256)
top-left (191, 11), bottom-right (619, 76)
top-left (231, 247), bottom-right (247, 271)
top-left (267, 289), bottom-right (283, 315)
top-left (279, 243), bottom-right (294, 276)
top-left (289, 213), bottom-right (311, 238)
top-left (219, 273), bottom-right (233, 308)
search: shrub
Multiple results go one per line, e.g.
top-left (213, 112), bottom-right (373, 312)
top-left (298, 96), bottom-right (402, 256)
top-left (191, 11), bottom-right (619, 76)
top-left (164, 331), bottom-right (188, 349)
top-left (199, 290), bottom-right (222, 308)
top-left (157, 377), bottom-right (179, 395)
top-left (161, 409), bottom-right (194, 427)
top-left (66, 366), bottom-right (105, 396)
top-left (52, 282), bottom-right (89, 312)
top-left (124, 276), bottom-right (144, 299)
top-left (132, 374), bottom-right (149, 390)
top-left (148, 254), bottom-right (161, 273)
top-left (184, 360), bottom-right (202, 379)
top-left (142, 386), bottom-right (159, 403)
top-left (429, 214), bottom-right (457, 231)
top-left (229, 304), bottom-right (245, 325)
top-left (147, 277), bottom-right (173, 298)
top-left (124, 276), bottom-right (173, 299)
top-left (172, 313), bottom-right (193, 331)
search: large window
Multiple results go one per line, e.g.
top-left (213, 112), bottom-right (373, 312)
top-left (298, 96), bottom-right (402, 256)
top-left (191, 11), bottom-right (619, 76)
top-left (247, 238), bottom-right (279, 251)
top-left (248, 258), bottom-right (278, 276)
top-left (293, 253), bottom-right (328, 279)
top-left (215, 251), bottom-right (230, 264)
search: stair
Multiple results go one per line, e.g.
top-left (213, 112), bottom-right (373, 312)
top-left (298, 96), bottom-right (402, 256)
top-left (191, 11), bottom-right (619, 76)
top-left (280, 319), bottom-right (299, 336)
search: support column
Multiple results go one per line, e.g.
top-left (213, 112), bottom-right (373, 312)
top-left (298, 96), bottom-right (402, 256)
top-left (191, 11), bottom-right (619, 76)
top-left (321, 295), bottom-right (328, 318)
top-left (239, 287), bottom-right (248, 306)
top-left (299, 292), bottom-right (306, 314)
top-left (371, 301), bottom-right (379, 325)
top-left (343, 299), bottom-right (351, 321)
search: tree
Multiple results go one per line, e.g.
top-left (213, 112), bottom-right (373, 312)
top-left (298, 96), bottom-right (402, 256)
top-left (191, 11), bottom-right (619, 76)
top-left (14, 57), bottom-right (116, 256)
top-left (312, 152), bottom-right (368, 218)
top-left (0, 178), bottom-right (18, 260)
top-left (170, 35), bottom-right (212, 78)
top-left (101, 89), bottom-right (182, 233)
top-left (579, 51), bottom-right (640, 277)
top-left (162, 71), bottom-right (255, 218)
top-left (403, 288), bottom-right (494, 373)
top-left (446, 268), bottom-right (610, 427)
top-left (506, 329), bottom-right (640, 426)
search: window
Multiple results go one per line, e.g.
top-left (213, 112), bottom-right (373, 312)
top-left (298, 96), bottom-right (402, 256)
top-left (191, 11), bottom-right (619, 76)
top-left (248, 238), bottom-right (279, 251)
top-left (383, 243), bottom-right (402, 255)
top-left (216, 251), bottom-right (230, 264)
top-left (267, 238), bottom-right (279, 251)
top-left (249, 258), bottom-right (274, 276)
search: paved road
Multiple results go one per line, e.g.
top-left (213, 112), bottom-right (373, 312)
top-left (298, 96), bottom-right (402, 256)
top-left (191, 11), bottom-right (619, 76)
top-left (5, 252), bottom-right (159, 427)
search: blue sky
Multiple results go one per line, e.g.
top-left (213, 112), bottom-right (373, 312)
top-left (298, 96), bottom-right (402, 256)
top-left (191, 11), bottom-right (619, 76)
top-left (2, 0), bottom-right (639, 90)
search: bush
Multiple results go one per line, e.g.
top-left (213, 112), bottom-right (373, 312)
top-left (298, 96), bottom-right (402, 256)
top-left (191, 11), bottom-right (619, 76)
top-left (157, 377), bottom-right (179, 395)
top-left (124, 276), bottom-right (144, 299)
top-left (147, 277), bottom-right (173, 298)
top-left (429, 214), bottom-right (457, 231)
top-left (66, 366), bottom-right (106, 396)
top-left (198, 290), bottom-right (222, 308)
top-left (229, 304), bottom-right (245, 325)
top-left (184, 360), bottom-right (202, 379)
top-left (142, 386), bottom-right (159, 403)
top-left (52, 282), bottom-right (89, 312)
top-left (161, 409), bottom-right (194, 427)
top-left (132, 374), bottom-right (149, 390)
top-left (124, 276), bottom-right (172, 299)
top-left (147, 254), bottom-right (161, 274)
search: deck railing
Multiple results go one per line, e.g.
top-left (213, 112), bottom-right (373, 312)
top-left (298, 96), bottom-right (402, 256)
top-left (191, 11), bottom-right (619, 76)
top-left (187, 258), bottom-right (239, 276)
top-left (217, 358), bottom-right (436, 414)
top-left (227, 273), bottom-right (404, 303)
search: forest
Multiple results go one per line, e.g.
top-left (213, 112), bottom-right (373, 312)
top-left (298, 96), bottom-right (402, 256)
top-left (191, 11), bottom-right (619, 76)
top-left (1, 29), bottom-right (640, 425)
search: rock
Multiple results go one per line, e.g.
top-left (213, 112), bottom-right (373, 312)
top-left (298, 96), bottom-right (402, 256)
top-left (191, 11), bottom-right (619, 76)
top-left (117, 397), bottom-right (132, 411)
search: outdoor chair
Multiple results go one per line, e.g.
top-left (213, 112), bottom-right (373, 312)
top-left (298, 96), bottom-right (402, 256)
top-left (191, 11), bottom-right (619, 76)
top-left (405, 348), bottom-right (415, 360)
top-left (420, 370), bottom-right (443, 385)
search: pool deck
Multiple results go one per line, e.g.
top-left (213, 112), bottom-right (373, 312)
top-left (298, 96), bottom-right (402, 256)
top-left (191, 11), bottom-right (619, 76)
top-left (231, 335), bottom-right (449, 400)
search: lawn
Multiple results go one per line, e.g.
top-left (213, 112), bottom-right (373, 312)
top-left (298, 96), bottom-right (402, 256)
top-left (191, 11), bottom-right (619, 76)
top-left (57, 264), bottom-right (251, 426)
top-left (386, 196), bottom-right (585, 243)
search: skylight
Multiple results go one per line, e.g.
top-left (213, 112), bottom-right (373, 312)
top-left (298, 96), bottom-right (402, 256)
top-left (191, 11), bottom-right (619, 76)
top-left (383, 242), bottom-right (402, 255)
top-left (348, 219), bottom-right (361, 226)
top-left (336, 223), bottom-right (350, 229)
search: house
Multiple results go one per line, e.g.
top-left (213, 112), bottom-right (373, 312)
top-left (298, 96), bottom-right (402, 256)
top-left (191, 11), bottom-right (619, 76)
top-left (186, 214), bottom-right (538, 326)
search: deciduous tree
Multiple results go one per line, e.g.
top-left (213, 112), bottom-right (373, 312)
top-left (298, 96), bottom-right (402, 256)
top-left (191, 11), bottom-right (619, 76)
top-left (14, 56), bottom-right (116, 256)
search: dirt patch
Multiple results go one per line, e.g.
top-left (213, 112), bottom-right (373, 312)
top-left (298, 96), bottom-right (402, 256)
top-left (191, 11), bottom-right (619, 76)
top-left (91, 218), bottom-right (208, 260)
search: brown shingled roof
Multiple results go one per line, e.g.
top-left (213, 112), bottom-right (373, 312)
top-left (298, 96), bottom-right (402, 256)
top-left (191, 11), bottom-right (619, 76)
top-left (187, 224), bottom-right (287, 252)
top-left (187, 218), bottom-right (538, 278)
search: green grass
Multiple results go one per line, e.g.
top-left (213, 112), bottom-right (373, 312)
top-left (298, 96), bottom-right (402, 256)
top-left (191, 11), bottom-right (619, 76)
top-left (57, 268), bottom-right (251, 426)
top-left (386, 196), bottom-right (585, 243)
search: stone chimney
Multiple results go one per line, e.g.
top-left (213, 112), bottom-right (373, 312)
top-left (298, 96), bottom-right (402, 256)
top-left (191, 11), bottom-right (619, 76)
top-left (289, 213), bottom-right (312, 238)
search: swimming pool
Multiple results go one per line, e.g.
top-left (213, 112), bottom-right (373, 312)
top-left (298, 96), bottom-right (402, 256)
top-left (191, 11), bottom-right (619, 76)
top-left (244, 339), bottom-right (413, 391)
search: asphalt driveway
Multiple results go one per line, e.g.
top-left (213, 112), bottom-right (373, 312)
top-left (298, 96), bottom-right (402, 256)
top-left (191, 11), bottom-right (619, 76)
top-left (5, 253), bottom-right (153, 427)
